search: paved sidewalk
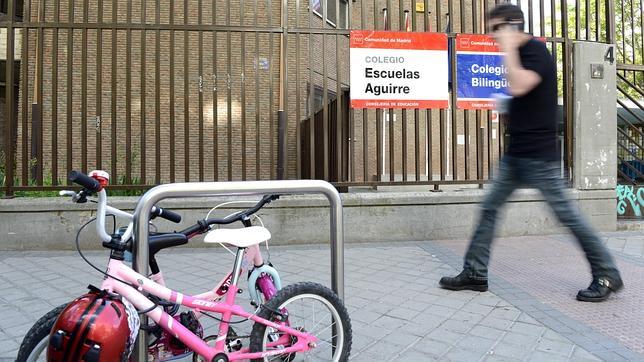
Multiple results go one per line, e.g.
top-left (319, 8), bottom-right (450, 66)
top-left (1, 231), bottom-right (643, 361)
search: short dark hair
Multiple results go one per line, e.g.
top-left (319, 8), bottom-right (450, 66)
top-left (488, 4), bottom-right (525, 31)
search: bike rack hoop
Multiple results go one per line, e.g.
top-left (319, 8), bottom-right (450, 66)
top-left (131, 180), bottom-right (345, 362)
top-left (132, 180), bottom-right (345, 297)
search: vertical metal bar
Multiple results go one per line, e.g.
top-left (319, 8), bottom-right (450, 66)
top-left (539, 0), bottom-right (545, 37)
top-left (169, 1), bottom-right (175, 182)
top-left (4, 0), bottom-right (15, 195)
top-left (439, 109), bottom-right (445, 181)
top-left (388, 108), bottom-right (394, 181)
top-left (296, 33), bottom-right (302, 179)
top-left (323, 34), bottom-right (329, 181)
top-left (155, 0), bottom-right (161, 184)
top-left (487, 111), bottom-right (492, 178)
top-left (411, 0), bottom-right (419, 182)
top-left (498, 114), bottom-right (502, 160)
top-left (277, 1), bottom-right (288, 181)
top-left (269, 0), bottom-right (275, 180)
top-left (400, 0), bottom-right (407, 182)
top-left (198, 1), bottom-right (204, 181)
top-left (435, 0), bottom-right (441, 32)
top-left (95, 0), bottom-right (102, 172)
top-left (585, 0), bottom-right (590, 39)
top-left (81, 0), bottom-right (88, 174)
top-left (425, 0), bottom-right (431, 182)
top-left (227, 15), bottom-right (232, 181)
top-left (308, 19), bottom-right (314, 178)
top-left (427, 110), bottom-right (433, 182)
top-left (631, 0), bottom-right (636, 64)
top-left (254, 0), bottom-right (260, 179)
top-left (412, 0), bottom-right (417, 32)
top-left (596, 0), bottom-right (600, 41)
top-left (472, 0), bottom-right (479, 33)
top-left (575, 0), bottom-right (581, 39)
top-left (336, 33), bottom-right (342, 181)
top-left (19, 4), bottom-right (28, 185)
top-left (184, 1), bottom-right (190, 182)
top-left (620, 0), bottom-right (628, 55)
top-left (125, 0), bottom-right (132, 183)
top-left (66, 1), bottom-right (74, 183)
top-left (476, 111), bottom-right (482, 186)
top-left (376, 109), bottom-right (382, 180)
top-left (52, 0), bottom-right (60, 184)
top-left (562, 0), bottom-right (572, 179)
top-left (35, 0), bottom-right (45, 184)
top-left (550, 0), bottom-right (556, 38)
top-left (241, 0), bottom-right (247, 180)
top-left (464, 111), bottom-right (469, 180)
top-left (110, 3), bottom-right (117, 182)
top-left (213, 0), bottom-right (219, 181)
top-left (528, 0), bottom-right (534, 34)
top-left (459, 0), bottom-right (465, 33)
top-left (140, 2), bottom-right (147, 183)
top-left (450, 36), bottom-right (458, 181)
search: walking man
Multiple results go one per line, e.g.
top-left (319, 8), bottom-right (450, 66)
top-left (439, 4), bottom-right (623, 302)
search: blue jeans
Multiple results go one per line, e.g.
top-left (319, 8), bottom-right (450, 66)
top-left (463, 156), bottom-right (620, 281)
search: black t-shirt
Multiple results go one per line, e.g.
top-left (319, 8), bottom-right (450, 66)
top-left (507, 38), bottom-right (558, 161)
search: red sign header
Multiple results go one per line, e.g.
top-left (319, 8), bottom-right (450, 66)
top-left (350, 30), bottom-right (448, 51)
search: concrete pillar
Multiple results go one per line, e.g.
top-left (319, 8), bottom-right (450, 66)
top-left (573, 41), bottom-right (617, 190)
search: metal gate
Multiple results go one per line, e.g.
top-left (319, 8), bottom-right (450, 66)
top-left (0, 0), bottom-right (625, 195)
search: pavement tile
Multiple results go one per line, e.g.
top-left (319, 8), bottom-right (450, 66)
top-left (371, 315), bottom-right (408, 330)
top-left (443, 347), bottom-right (486, 361)
top-left (536, 338), bottom-right (574, 357)
top-left (468, 325), bottom-right (506, 341)
top-left (426, 328), bottom-right (466, 344)
top-left (456, 335), bottom-right (498, 352)
top-left (398, 348), bottom-right (437, 361)
top-left (527, 350), bottom-right (570, 362)
top-left (489, 343), bottom-right (533, 359)
top-left (508, 321), bottom-right (547, 337)
top-left (411, 337), bottom-right (451, 357)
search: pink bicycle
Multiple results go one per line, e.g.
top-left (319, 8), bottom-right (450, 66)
top-left (17, 171), bottom-right (352, 362)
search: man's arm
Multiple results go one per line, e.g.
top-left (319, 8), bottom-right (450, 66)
top-left (503, 47), bottom-right (542, 97)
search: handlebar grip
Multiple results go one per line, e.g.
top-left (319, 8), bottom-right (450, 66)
top-left (68, 170), bottom-right (100, 192)
top-left (151, 207), bottom-right (182, 223)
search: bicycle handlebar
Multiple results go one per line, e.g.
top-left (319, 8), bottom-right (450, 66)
top-left (179, 194), bottom-right (279, 236)
top-left (151, 206), bottom-right (182, 223)
top-left (68, 170), bottom-right (101, 192)
top-left (206, 194), bottom-right (279, 225)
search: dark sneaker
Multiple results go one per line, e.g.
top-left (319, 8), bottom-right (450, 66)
top-left (439, 270), bottom-right (488, 292)
top-left (576, 277), bottom-right (624, 302)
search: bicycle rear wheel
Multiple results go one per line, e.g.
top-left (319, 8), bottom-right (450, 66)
top-left (16, 304), bottom-right (67, 362)
top-left (248, 282), bottom-right (352, 362)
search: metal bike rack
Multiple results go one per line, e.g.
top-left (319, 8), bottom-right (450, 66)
top-left (130, 180), bottom-right (344, 362)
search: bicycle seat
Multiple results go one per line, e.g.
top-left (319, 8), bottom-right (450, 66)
top-left (203, 226), bottom-right (271, 248)
top-left (149, 233), bottom-right (189, 256)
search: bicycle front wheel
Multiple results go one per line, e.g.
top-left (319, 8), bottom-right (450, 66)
top-left (249, 282), bottom-right (352, 362)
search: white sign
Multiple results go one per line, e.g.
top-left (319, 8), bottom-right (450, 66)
top-left (350, 30), bottom-right (449, 109)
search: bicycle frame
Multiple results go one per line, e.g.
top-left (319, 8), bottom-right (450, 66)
top-left (102, 250), bottom-right (316, 361)
top-left (151, 243), bottom-right (281, 305)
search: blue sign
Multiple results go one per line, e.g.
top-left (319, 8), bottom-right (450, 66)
top-left (456, 53), bottom-right (509, 99)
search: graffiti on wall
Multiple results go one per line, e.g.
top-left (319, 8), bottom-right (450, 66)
top-left (616, 185), bottom-right (644, 217)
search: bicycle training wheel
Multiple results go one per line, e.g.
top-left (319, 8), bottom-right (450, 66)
top-left (15, 304), bottom-right (67, 362)
top-left (249, 282), bottom-right (352, 362)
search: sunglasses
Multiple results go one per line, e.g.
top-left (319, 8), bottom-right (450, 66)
top-left (490, 22), bottom-right (522, 32)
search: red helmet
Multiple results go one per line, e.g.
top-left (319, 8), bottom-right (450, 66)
top-left (47, 288), bottom-right (139, 362)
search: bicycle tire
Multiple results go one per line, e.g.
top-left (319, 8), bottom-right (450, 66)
top-left (15, 303), bottom-right (67, 362)
top-left (248, 282), bottom-right (352, 362)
